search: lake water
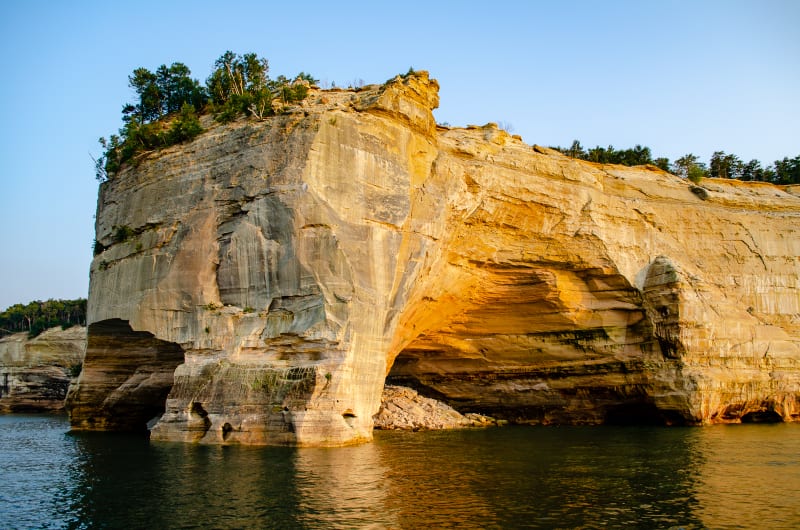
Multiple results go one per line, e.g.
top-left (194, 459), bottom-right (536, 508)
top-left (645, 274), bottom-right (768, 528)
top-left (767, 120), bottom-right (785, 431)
top-left (1, 415), bottom-right (798, 529)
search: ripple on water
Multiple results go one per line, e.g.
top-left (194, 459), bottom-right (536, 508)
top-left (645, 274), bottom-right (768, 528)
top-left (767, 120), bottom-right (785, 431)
top-left (1, 418), bottom-right (799, 529)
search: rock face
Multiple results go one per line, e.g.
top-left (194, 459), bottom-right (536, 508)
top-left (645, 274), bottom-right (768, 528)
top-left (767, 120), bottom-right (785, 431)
top-left (1, 326), bottom-right (86, 412)
top-left (66, 72), bottom-right (800, 445)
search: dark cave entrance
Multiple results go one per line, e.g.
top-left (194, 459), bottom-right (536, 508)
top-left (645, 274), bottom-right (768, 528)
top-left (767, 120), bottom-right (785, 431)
top-left (741, 410), bottom-right (784, 423)
top-left (68, 319), bottom-right (185, 433)
top-left (603, 402), bottom-right (686, 426)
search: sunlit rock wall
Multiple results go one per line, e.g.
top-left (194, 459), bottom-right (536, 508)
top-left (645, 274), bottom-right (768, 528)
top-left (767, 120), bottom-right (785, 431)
top-left (68, 74), bottom-right (440, 445)
top-left (66, 72), bottom-right (800, 445)
top-left (387, 136), bottom-right (800, 426)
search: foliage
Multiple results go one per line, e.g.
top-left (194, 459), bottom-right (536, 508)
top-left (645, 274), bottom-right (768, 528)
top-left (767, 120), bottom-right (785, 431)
top-left (205, 52), bottom-right (312, 121)
top-left (113, 225), bottom-right (135, 243)
top-left (92, 239), bottom-right (106, 256)
top-left (653, 157), bottom-right (671, 172)
top-left (103, 51), bottom-right (312, 168)
top-left (127, 67), bottom-right (161, 122)
top-left (554, 140), bottom-right (797, 186)
top-left (673, 154), bottom-right (707, 182)
top-left (207, 51), bottom-right (269, 121)
top-left (773, 155), bottom-right (800, 185)
top-left (0, 299), bottom-right (87, 338)
top-left (213, 94), bottom-right (249, 123)
top-left (687, 165), bottom-right (707, 184)
top-left (247, 88), bottom-right (273, 121)
top-left (557, 140), bottom-right (584, 159)
top-left (295, 72), bottom-right (319, 85)
top-left (69, 362), bottom-right (83, 378)
top-left (690, 150), bottom-right (799, 184)
top-left (739, 159), bottom-right (773, 182)
top-left (127, 62), bottom-right (207, 123)
top-left (709, 151), bottom-right (743, 179)
top-left (97, 52), bottom-right (316, 181)
top-left (206, 51), bottom-right (268, 104)
top-left (588, 144), bottom-right (652, 166)
top-left (166, 103), bottom-right (203, 143)
top-left (554, 140), bottom-right (654, 166)
top-left (96, 62), bottom-right (206, 181)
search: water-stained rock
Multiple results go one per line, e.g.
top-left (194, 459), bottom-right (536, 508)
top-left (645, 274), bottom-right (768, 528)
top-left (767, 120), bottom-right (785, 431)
top-left (66, 72), bottom-right (800, 445)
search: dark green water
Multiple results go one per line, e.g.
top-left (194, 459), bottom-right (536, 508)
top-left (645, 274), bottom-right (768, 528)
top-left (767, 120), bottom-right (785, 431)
top-left (1, 415), bottom-right (798, 529)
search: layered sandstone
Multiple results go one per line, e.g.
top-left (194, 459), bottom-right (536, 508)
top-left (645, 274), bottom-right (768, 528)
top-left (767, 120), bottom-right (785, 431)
top-left (66, 72), bottom-right (800, 445)
top-left (1, 326), bottom-right (86, 412)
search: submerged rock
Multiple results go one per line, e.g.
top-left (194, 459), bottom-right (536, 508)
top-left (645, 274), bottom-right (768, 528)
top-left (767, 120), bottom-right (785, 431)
top-left (66, 72), bottom-right (800, 445)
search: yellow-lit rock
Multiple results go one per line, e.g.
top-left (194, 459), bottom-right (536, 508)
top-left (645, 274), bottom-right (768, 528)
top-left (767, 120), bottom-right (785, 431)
top-left (66, 73), bottom-right (800, 445)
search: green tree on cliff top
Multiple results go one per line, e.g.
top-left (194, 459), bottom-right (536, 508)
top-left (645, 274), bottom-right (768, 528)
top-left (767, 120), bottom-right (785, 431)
top-left (96, 52), bottom-right (317, 181)
top-left (0, 299), bottom-right (87, 338)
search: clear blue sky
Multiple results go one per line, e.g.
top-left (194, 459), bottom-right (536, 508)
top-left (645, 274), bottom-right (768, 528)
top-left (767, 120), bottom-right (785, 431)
top-left (1, 0), bottom-right (798, 310)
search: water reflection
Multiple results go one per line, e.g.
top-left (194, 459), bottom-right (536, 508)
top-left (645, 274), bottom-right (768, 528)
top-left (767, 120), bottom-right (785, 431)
top-left (690, 424), bottom-right (800, 528)
top-left (372, 428), bottom-right (706, 528)
top-left (64, 433), bottom-right (303, 529)
top-left (293, 443), bottom-right (397, 528)
top-left (2, 416), bottom-right (799, 529)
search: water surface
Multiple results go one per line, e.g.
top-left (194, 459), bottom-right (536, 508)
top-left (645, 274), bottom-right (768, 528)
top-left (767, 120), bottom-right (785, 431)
top-left (1, 415), bottom-right (798, 528)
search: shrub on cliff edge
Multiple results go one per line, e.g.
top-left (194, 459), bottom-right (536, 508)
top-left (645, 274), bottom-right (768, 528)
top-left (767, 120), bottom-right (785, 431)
top-left (96, 52), bottom-right (316, 181)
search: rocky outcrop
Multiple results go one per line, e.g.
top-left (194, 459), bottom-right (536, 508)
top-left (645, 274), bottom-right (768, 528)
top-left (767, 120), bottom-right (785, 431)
top-left (373, 385), bottom-right (495, 430)
top-left (66, 72), bottom-right (800, 445)
top-left (1, 326), bottom-right (86, 412)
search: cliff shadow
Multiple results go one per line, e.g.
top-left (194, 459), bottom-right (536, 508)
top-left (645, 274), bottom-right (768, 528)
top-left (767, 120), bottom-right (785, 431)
top-left (66, 319), bottom-right (185, 433)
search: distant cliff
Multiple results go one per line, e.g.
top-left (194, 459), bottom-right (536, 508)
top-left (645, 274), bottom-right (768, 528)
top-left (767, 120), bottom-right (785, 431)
top-left (66, 72), bottom-right (800, 445)
top-left (1, 326), bottom-right (85, 412)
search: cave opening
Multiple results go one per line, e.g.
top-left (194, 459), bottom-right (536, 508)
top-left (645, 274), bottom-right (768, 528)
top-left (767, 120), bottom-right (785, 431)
top-left (68, 319), bottom-right (185, 433)
top-left (741, 410), bottom-right (783, 423)
top-left (603, 403), bottom-right (678, 426)
top-left (222, 422), bottom-right (233, 440)
top-left (342, 409), bottom-right (357, 428)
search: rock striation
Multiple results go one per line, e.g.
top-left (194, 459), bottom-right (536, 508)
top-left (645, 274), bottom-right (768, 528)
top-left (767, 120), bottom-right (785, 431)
top-left (66, 72), bottom-right (800, 445)
top-left (1, 326), bottom-right (86, 412)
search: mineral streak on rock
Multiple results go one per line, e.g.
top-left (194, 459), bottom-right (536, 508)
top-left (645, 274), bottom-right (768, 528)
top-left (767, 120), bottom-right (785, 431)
top-left (66, 72), bottom-right (800, 445)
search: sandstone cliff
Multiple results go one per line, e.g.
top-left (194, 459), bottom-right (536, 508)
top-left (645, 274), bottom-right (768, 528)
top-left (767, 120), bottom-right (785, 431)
top-left (66, 72), bottom-right (800, 445)
top-left (1, 326), bottom-right (86, 412)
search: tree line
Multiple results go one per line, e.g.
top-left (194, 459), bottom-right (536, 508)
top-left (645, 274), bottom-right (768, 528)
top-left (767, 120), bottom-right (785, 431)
top-left (553, 140), bottom-right (800, 185)
top-left (96, 51), bottom-right (318, 181)
top-left (0, 299), bottom-right (87, 338)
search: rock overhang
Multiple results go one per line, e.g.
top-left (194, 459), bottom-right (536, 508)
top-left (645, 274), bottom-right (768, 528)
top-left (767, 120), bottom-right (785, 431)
top-left (66, 72), bottom-right (800, 444)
